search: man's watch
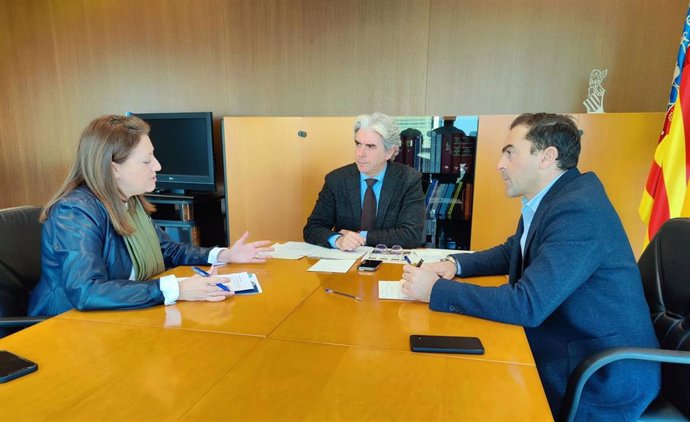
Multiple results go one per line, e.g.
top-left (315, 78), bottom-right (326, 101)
top-left (440, 255), bottom-right (456, 265)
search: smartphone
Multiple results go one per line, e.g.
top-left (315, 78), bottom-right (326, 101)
top-left (358, 259), bottom-right (382, 272)
top-left (410, 335), bottom-right (485, 354)
top-left (0, 350), bottom-right (38, 383)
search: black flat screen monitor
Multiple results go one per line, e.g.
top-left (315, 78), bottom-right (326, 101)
top-left (132, 112), bottom-right (215, 193)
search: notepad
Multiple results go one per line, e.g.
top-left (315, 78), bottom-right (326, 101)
top-left (217, 272), bottom-right (262, 295)
top-left (378, 280), bottom-right (415, 301)
top-left (179, 272), bottom-right (263, 295)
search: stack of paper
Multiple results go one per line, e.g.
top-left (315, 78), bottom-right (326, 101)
top-left (263, 241), bottom-right (370, 261)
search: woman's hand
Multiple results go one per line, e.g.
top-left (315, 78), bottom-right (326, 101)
top-left (178, 275), bottom-right (234, 302)
top-left (218, 231), bottom-right (273, 264)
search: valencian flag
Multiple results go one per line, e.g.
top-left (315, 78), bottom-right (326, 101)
top-left (639, 6), bottom-right (690, 246)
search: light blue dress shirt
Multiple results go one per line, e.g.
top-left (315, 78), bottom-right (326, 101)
top-left (519, 172), bottom-right (565, 255)
top-left (328, 165), bottom-right (387, 248)
top-left (452, 171), bottom-right (565, 275)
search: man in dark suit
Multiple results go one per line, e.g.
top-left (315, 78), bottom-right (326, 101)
top-left (303, 113), bottom-right (425, 250)
top-left (401, 113), bottom-right (660, 421)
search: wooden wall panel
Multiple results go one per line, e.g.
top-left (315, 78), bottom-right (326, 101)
top-left (0, 1), bottom-right (69, 207)
top-left (471, 113), bottom-right (663, 259)
top-left (223, 117), bottom-right (303, 242)
top-left (470, 115), bottom-right (523, 251)
top-left (1, 0), bottom-right (686, 215)
top-left (223, 116), bottom-right (353, 243)
top-left (222, 0), bottom-right (431, 116)
top-left (299, 117), bottom-right (356, 226)
top-left (576, 113), bottom-right (663, 256)
top-left (0, 0), bottom-right (230, 209)
top-left (426, 0), bottom-right (687, 115)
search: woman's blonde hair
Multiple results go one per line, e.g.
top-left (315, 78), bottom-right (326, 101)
top-left (40, 115), bottom-right (154, 235)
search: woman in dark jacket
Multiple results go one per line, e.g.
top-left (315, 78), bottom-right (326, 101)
top-left (29, 115), bottom-right (271, 316)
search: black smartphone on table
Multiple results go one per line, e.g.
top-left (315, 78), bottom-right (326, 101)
top-left (358, 259), bottom-right (382, 272)
top-left (0, 350), bottom-right (38, 383)
top-left (410, 335), bottom-right (485, 354)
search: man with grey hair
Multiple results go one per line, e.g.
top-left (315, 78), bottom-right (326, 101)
top-left (304, 112), bottom-right (425, 250)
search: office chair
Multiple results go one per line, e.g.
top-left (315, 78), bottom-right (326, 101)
top-left (558, 218), bottom-right (690, 422)
top-left (0, 205), bottom-right (48, 338)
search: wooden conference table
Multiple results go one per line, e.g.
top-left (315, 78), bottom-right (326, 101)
top-left (0, 258), bottom-right (552, 421)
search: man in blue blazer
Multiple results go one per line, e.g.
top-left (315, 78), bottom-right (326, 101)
top-left (304, 113), bottom-right (425, 250)
top-left (401, 113), bottom-right (660, 421)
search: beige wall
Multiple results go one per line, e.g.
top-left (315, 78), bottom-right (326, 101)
top-left (1, 0), bottom-right (686, 214)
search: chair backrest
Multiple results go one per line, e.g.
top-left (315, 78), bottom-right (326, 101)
top-left (638, 217), bottom-right (690, 417)
top-left (0, 206), bottom-right (42, 320)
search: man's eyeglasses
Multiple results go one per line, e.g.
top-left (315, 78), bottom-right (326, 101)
top-left (372, 244), bottom-right (408, 260)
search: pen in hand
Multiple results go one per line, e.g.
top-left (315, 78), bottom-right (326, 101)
top-left (324, 288), bottom-right (362, 301)
top-left (404, 256), bottom-right (424, 267)
top-left (192, 266), bottom-right (231, 292)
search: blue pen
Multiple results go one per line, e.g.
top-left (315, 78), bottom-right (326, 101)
top-left (192, 266), bottom-right (231, 292)
top-left (403, 255), bottom-right (424, 267)
top-left (192, 266), bottom-right (211, 277)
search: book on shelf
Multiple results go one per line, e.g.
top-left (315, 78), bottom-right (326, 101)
top-left (399, 128), bottom-right (422, 167)
top-left (414, 133), bottom-right (422, 170)
top-left (429, 132), bottom-right (436, 173)
top-left (428, 182), bottom-right (447, 219)
top-left (419, 135), bottom-right (431, 173)
top-left (463, 182), bottom-right (474, 220)
top-left (437, 182), bottom-right (455, 220)
top-left (424, 178), bottom-right (439, 209)
top-left (460, 135), bottom-right (476, 175)
top-left (435, 133), bottom-right (442, 173)
top-left (440, 133), bottom-right (453, 174)
top-left (451, 133), bottom-right (463, 174)
top-left (446, 181), bottom-right (464, 219)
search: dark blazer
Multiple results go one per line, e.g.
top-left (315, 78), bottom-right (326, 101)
top-left (303, 161), bottom-right (425, 248)
top-left (429, 169), bottom-right (660, 421)
top-left (28, 186), bottom-right (213, 316)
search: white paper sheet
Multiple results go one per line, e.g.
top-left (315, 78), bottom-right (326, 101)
top-left (259, 243), bottom-right (306, 260)
top-left (307, 259), bottom-right (357, 273)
